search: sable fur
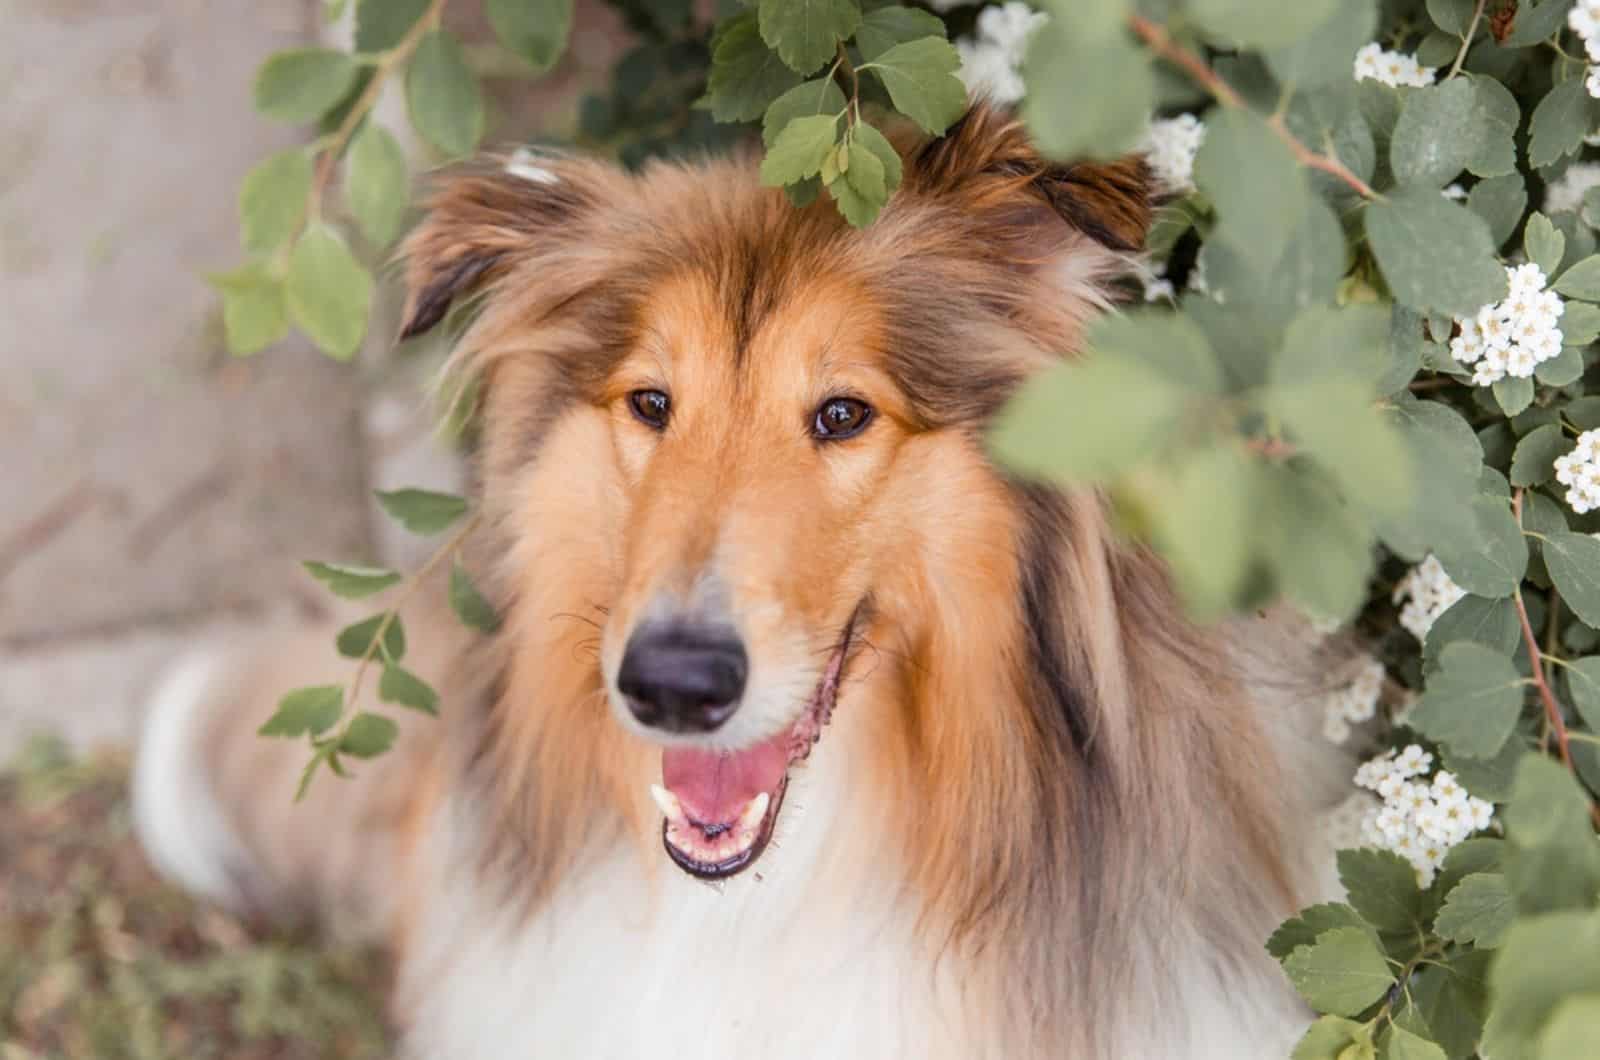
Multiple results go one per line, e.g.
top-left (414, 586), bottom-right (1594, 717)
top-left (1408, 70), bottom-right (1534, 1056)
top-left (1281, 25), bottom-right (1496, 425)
top-left (135, 105), bottom-right (1350, 1058)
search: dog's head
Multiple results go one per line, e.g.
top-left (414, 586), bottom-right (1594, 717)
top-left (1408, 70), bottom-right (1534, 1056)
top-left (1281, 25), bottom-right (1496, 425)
top-left (404, 106), bottom-right (1152, 882)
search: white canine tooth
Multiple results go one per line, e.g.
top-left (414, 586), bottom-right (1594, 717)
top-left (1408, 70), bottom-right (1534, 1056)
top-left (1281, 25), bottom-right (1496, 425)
top-left (737, 791), bottom-right (770, 833)
top-left (650, 784), bottom-right (684, 823)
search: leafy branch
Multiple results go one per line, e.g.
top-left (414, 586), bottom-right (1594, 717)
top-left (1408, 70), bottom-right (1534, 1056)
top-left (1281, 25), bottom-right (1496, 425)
top-left (1126, 13), bottom-right (1381, 201)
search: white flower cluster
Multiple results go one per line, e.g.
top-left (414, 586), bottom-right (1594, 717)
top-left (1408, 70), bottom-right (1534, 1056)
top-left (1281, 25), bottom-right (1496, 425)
top-left (1569, 2), bottom-right (1600, 98)
top-left (1555, 429), bottom-right (1600, 513)
top-left (1355, 746), bottom-right (1495, 886)
top-left (1545, 162), bottom-right (1600, 215)
top-left (1321, 657), bottom-right (1386, 744)
top-left (1448, 264), bottom-right (1566, 386)
top-left (1393, 555), bottom-right (1467, 640)
top-left (1352, 43), bottom-right (1436, 88)
top-left (954, 2), bottom-right (1047, 106)
top-left (1141, 113), bottom-right (1206, 194)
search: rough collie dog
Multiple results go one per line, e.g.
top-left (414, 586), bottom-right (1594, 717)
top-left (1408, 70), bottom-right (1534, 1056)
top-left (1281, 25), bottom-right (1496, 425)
top-left (135, 106), bottom-right (1350, 1057)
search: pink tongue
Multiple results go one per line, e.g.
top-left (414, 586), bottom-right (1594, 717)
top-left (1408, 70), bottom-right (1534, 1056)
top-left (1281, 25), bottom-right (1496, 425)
top-left (662, 731), bottom-right (788, 825)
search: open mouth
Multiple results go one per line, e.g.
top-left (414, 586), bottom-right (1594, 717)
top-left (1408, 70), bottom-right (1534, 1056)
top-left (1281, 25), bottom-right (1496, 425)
top-left (648, 615), bottom-right (857, 880)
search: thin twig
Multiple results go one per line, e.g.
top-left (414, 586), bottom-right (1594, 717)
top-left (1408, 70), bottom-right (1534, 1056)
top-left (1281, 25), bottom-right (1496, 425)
top-left (1126, 14), bottom-right (1381, 201)
top-left (302, 0), bottom-right (448, 231)
top-left (1447, 0), bottom-right (1489, 79)
top-left (1512, 490), bottom-right (1577, 769)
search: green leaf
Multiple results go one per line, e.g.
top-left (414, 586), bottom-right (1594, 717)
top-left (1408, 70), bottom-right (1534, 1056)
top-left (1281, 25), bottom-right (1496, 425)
top-left (1552, 254), bottom-right (1600, 300)
top-left (1424, 0), bottom-right (1475, 34)
top-left (1260, 464), bottom-right (1375, 623)
top-left (259, 685), bottom-right (343, 738)
top-left (1189, 0), bottom-right (1339, 48)
top-left (1265, 0), bottom-right (1376, 88)
top-left (1408, 950), bottom-right (1491, 1059)
top-left (354, 0), bottom-right (429, 52)
top-left (1433, 873), bottom-right (1513, 949)
top-left (827, 134), bottom-right (889, 227)
top-left (1442, 739), bottom-right (1523, 803)
top-left (1339, 848), bottom-right (1423, 934)
top-left (1466, 172), bottom-right (1527, 249)
top-left (1423, 594), bottom-right (1520, 670)
top-left (989, 356), bottom-right (1188, 484)
top-left (302, 560), bottom-right (401, 599)
top-left (705, 11), bottom-right (803, 123)
top-left (1524, 212), bottom-right (1566, 277)
top-left (374, 488), bottom-right (469, 535)
top-left (207, 263), bottom-right (289, 356)
top-left (761, 78), bottom-right (848, 147)
top-left (378, 664), bottom-right (438, 715)
top-left (254, 48), bottom-right (360, 124)
top-left (449, 558), bottom-right (501, 633)
top-left (1560, 300), bottom-right (1600, 345)
top-left (1410, 641), bottom-right (1525, 759)
top-left (487, 0), bottom-right (573, 73)
top-left (1434, 838), bottom-right (1505, 904)
top-left (1530, 79), bottom-right (1594, 169)
top-left (851, 120), bottom-right (903, 196)
top-left (1273, 305), bottom-right (1391, 388)
top-left (760, 113), bottom-right (841, 186)
top-left (1194, 108), bottom-right (1308, 273)
top-left (286, 223), bottom-right (373, 361)
top-left (1381, 1025), bottom-right (1446, 1060)
top-left (339, 712), bottom-right (398, 758)
top-left (344, 122), bottom-right (409, 247)
top-left (1510, 424), bottom-right (1567, 487)
top-left (1543, 531), bottom-right (1600, 627)
top-left (854, 5), bottom-right (944, 62)
top-left (239, 148), bottom-right (313, 254)
top-left (1390, 79), bottom-right (1480, 188)
top-left (1292, 1015), bottom-right (1372, 1060)
top-left (335, 612), bottom-right (406, 661)
top-left (757, 0), bottom-right (860, 74)
top-left (1022, 25), bottom-right (1153, 160)
top-left (1088, 311), bottom-right (1223, 392)
top-left (1465, 75), bottom-right (1519, 179)
top-left (1366, 186), bottom-right (1508, 316)
top-left (1539, 997), bottom-right (1600, 1060)
top-left (406, 30), bottom-right (485, 159)
top-left (1375, 398), bottom-right (1485, 562)
top-left (1491, 375), bottom-right (1534, 417)
top-left (1503, 755), bottom-right (1600, 915)
top-left (1537, 345), bottom-right (1584, 387)
top-left (1433, 494), bottom-right (1527, 597)
top-left (1482, 909), bottom-right (1600, 1057)
top-left (864, 37), bottom-right (965, 136)
top-left (1283, 926), bottom-right (1395, 1017)
top-left (1564, 656), bottom-right (1600, 731)
top-left (1262, 380), bottom-right (1411, 518)
top-left (1268, 902), bottom-right (1375, 961)
top-left (1142, 446), bottom-right (1257, 618)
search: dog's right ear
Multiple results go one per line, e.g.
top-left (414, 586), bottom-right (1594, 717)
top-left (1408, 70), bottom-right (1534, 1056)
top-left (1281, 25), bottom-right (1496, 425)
top-left (399, 155), bottom-right (599, 339)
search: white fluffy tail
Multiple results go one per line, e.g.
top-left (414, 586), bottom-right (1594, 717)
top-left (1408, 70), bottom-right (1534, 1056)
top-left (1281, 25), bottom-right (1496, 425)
top-left (132, 650), bottom-right (255, 910)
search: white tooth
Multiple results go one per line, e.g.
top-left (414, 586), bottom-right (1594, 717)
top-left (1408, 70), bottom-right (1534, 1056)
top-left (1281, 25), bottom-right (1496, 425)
top-left (738, 791), bottom-right (771, 833)
top-left (650, 784), bottom-right (683, 822)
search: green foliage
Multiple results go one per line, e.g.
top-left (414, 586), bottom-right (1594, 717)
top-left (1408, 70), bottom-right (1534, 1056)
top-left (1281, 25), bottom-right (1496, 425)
top-left (225, 2), bottom-right (1600, 1051)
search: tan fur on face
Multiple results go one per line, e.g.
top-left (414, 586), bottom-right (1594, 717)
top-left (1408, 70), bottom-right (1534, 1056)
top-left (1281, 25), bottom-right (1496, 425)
top-left (388, 105), bottom-right (1322, 1053)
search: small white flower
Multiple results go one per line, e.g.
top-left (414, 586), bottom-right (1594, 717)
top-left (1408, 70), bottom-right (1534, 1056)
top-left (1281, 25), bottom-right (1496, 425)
top-left (1353, 42), bottom-right (1436, 87)
top-left (1442, 183), bottom-right (1467, 200)
top-left (954, 2), bottom-right (1046, 105)
top-left (1142, 113), bottom-right (1207, 194)
top-left (1468, 797), bottom-right (1495, 830)
top-left (1506, 344), bottom-right (1538, 377)
top-left (1396, 745), bottom-right (1434, 778)
top-left (1556, 429), bottom-right (1600, 515)
top-left (1394, 557), bottom-right (1467, 639)
top-left (1451, 266), bottom-right (1566, 388)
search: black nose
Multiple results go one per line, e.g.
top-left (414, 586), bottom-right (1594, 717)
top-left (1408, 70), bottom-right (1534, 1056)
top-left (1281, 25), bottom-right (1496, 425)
top-left (617, 623), bottom-right (748, 734)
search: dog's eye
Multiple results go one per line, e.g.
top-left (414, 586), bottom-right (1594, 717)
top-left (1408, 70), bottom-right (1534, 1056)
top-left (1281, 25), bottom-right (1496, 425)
top-left (629, 389), bottom-right (671, 430)
top-left (813, 397), bottom-right (872, 440)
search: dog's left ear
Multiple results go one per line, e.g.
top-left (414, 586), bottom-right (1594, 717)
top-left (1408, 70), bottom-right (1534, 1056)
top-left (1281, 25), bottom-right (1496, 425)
top-left (902, 104), bottom-right (1153, 257)
top-left (398, 154), bottom-right (604, 339)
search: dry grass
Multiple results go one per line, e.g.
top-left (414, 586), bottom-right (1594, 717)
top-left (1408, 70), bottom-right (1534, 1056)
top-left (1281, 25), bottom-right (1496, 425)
top-left (0, 735), bottom-right (392, 1059)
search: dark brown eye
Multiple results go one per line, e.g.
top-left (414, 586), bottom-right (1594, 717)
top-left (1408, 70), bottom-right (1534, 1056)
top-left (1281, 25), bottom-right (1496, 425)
top-left (813, 397), bottom-right (872, 440)
top-left (629, 389), bottom-right (671, 430)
